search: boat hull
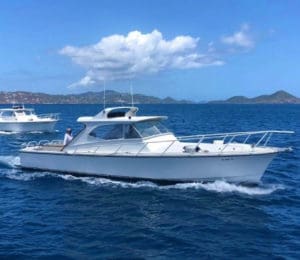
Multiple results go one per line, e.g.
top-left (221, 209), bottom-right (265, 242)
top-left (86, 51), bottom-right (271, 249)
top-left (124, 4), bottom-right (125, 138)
top-left (0, 121), bottom-right (57, 132)
top-left (19, 151), bottom-right (276, 183)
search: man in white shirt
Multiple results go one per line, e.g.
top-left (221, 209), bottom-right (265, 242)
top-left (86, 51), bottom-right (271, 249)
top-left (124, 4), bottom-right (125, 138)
top-left (63, 128), bottom-right (73, 146)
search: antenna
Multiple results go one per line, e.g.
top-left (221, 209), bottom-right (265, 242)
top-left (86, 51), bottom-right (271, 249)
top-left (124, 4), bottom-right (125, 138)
top-left (103, 80), bottom-right (106, 109)
top-left (12, 91), bottom-right (16, 107)
top-left (130, 82), bottom-right (134, 107)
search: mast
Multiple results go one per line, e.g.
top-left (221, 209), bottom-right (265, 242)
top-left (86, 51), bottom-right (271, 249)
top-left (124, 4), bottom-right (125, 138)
top-left (103, 80), bottom-right (106, 109)
top-left (130, 82), bottom-right (134, 107)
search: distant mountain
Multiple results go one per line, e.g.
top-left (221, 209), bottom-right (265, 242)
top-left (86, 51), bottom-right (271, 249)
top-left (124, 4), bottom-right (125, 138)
top-left (0, 90), bottom-right (192, 104)
top-left (209, 90), bottom-right (300, 104)
top-left (1, 89), bottom-right (298, 105)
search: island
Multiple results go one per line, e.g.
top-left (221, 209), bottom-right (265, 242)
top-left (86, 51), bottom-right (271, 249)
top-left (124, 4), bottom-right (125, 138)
top-left (0, 90), bottom-right (191, 104)
top-left (209, 90), bottom-right (300, 104)
top-left (0, 90), bottom-right (299, 104)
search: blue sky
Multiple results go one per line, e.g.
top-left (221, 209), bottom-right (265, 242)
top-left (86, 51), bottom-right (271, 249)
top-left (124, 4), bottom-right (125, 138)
top-left (0, 0), bottom-right (299, 101)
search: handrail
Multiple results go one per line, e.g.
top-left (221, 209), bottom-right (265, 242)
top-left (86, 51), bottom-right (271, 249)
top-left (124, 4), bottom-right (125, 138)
top-left (177, 130), bottom-right (294, 140)
top-left (23, 130), bottom-right (294, 156)
top-left (99, 130), bottom-right (293, 156)
top-left (23, 139), bottom-right (63, 148)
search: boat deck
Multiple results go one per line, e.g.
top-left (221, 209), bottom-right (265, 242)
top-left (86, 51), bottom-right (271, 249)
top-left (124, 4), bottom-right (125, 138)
top-left (34, 144), bottom-right (64, 152)
top-left (24, 142), bottom-right (280, 157)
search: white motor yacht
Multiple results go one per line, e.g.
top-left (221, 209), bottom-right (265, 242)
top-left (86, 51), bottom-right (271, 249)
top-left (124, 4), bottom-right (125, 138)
top-left (0, 105), bottom-right (59, 132)
top-left (19, 106), bottom-right (293, 183)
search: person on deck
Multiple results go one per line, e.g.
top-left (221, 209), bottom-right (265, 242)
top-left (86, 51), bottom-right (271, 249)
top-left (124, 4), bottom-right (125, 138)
top-left (63, 128), bottom-right (73, 146)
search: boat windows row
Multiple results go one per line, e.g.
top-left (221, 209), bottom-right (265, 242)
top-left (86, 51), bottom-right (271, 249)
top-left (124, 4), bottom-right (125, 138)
top-left (89, 121), bottom-right (170, 140)
top-left (0, 110), bottom-right (33, 117)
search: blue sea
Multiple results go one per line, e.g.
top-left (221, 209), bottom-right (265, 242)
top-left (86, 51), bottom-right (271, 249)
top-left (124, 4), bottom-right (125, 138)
top-left (0, 104), bottom-right (299, 259)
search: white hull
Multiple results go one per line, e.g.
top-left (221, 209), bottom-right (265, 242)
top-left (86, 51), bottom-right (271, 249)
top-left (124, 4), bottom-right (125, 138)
top-left (0, 121), bottom-right (57, 132)
top-left (20, 151), bottom-right (276, 183)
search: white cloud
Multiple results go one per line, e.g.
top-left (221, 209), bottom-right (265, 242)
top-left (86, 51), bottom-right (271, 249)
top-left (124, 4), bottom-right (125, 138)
top-left (221, 24), bottom-right (254, 48)
top-left (69, 75), bottom-right (95, 88)
top-left (60, 30), bottom-right (224, 87)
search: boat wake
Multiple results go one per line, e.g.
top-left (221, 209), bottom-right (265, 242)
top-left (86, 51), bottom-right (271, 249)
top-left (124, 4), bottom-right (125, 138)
top-left (28, 130), bottom-right (60, 134)
top-left (2, 170), bottom-right (50, 181)
top-left (58, 175), bottom-right (281, 195)
top-left (0, 172), bottom-right (282, 197)
top-left (0, 130), bottom-right (58, 135)
top-left (0, 131), bottom-right (18, 135)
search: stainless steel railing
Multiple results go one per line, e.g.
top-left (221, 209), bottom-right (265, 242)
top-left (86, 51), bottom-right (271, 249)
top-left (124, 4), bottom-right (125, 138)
top-left (69, 130), bottom-right (294, 156)
top-left (22, 130), bottom-right (293, 156)
top-left (22, 139), bottom-right (63, 148)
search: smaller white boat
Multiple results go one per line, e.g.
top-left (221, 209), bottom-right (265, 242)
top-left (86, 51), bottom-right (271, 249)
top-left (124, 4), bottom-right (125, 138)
top-left (0, 105), bottom-right (59, 132)
top-left (20, 106), bottom-right (293, 183)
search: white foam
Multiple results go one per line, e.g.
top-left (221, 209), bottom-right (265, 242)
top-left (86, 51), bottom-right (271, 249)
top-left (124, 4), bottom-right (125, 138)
top-left (4, 171), bottom-right (50, 181)
top-left (0, 156), bottom-right (20, 168)
top-left (166, 180), bottom-right (282, 195)
top-left (0, 130), bottom-right (57, 134)
top-left (0, 131), bottom-right (18, 135)
top-left (56, 174), bottom-right (158, 188)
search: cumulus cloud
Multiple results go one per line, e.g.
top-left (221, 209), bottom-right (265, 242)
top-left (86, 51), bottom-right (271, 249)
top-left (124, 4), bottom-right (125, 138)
top-left (221, 24), bottom-right (254, 49)
top-left (59, 30), bottom-right (224, 87)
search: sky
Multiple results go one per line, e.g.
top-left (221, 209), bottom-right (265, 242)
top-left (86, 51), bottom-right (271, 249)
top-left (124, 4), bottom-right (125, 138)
top-left (0, 0), bottom-right (299, 101)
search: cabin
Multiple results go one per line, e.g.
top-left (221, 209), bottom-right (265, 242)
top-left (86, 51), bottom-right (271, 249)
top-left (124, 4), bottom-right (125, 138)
top-left (0, 107), bottom-right (36, 121)
top-left (65, 107), bottom-right (179, 154)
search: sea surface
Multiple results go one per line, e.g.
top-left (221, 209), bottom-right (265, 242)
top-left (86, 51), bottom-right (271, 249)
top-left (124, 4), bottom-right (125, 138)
top-left (0, 104), bottom-right (299, 259)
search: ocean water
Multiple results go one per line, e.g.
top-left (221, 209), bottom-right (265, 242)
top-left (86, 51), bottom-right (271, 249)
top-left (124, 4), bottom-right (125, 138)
top-left (0, 104), bottom-right (299, 258)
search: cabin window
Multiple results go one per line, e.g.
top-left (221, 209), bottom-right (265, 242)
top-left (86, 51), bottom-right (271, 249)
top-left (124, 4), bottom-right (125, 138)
top-left (89, 124), bottom-right (124, 140)
top-left (89, 124), bottom-right (141, 140)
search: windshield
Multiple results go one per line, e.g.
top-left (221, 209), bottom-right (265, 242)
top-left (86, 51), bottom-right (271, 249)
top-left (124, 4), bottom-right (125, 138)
top-left (24, 110), bottom-right (32, 115)
top-left (0, 111), bottom-right (15, 117)
top-left (134, 121), bottom-right (169, 138)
